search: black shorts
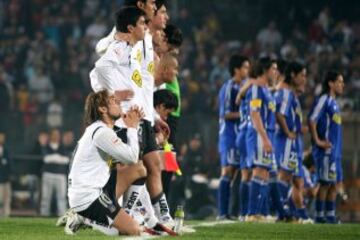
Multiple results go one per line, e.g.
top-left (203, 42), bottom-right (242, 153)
top-left (166, 115), bottom-right (179, 150)
top-left (139, 119), bottom-right (158, 156)
top-left (113, 126), bottom-right (128, 143)
top-left (77, 169), bottom-right (121, 226)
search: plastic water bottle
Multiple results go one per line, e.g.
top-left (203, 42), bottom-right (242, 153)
top-left (174, 205), bottom-right (185, 234)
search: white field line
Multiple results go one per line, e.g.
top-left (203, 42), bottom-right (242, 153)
top-left (121, 220), bottom-right (237, 240)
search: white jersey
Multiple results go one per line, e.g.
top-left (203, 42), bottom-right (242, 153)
top-left (136, 30), bottom-right (155, 124)
top-left (68, 121), bottom-right (139, 212)
top-left (90, 40), bottom-right (143, 127)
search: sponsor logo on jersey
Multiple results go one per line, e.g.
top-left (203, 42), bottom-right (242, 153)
top-left (131, 69), bottom-right (142, 87)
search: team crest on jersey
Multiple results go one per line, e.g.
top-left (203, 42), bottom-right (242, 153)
top-left (136, 49), bottom-right (142, 63)
top-left (268, 102), bottom-right (276, 112)
top-left (147, 61), bottom-right (154, 75)
top-left (332, 113), bottom-right (342, 124)
top-left (132, 69), bottom-right (142, 87)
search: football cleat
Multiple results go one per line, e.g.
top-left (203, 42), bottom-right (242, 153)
top-left (64, 213), bottom-right (85, 235)
top-left (153, 223), bottom-right (178, 236)
top-left (56, 208), bottom-right (75, 227)
top-left (299, 218), bottom-right (314, 224)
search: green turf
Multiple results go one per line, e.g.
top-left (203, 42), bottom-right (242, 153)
top-left (0, 218), bottom-right (359, 240)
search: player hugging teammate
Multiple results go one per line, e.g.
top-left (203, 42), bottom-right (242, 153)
top-left (217, 56), bottom-right (345, 224)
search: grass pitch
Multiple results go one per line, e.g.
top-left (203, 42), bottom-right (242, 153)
top-left (0, 218), bottom-right (359, 240)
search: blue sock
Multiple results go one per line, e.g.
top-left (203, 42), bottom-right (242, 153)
top-left (288, 197), bottom-right (297, 217)
top-left (296, 208), bottom-right (308, 219)
top-left (260, 182), bottom-right (269, 216)
top-left (269, 181), bottom-right (286, 219)
top-left (248, 177), bottom-right (263, 216)
top-left (325, 201), bottom-right (336, 224)
top-left (277, 180), bottom-right (290, 205)
top-left (239, 181), bottom-right (249, 216)
top-left (218, 176), bottom-right (231, 217)
top-left (315, 199), bottom-right (325, 223)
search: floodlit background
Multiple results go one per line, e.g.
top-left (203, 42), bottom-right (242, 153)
top-left (0, 0), bottom-right (360, 221)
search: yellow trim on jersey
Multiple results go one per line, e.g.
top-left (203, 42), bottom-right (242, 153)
top-left (136, 49), bottom-right (142, 63)
top-left (250, 99), bottom-right (262, 108)
top-left (132, 70), bottom-right (142, 87)
top-left (147, 61), bottom-right (154, 75)
top-left (332, 114), bottom-right (342, 124)
top-left (296, 108), bottom-right (303, 122)
top-left (107, 157), bottom-right (114, 169)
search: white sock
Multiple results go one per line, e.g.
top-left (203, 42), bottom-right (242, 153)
top-left (153, 193), bottom-right (172, 220)
top-left (123, 184), bottom-right (145, 214)
top-left (137, 188), bottom-right (158, 228)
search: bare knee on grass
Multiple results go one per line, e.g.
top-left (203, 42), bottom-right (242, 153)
top-left (112, 208), bottom-right (141, 236)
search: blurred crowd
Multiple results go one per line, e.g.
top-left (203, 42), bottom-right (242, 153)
top-left (1, 1), bottom-right (360, 149)
top-left (1, 0), bottom-right (360, 217)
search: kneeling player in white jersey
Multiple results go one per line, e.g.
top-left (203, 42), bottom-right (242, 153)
top-left (67, 90), bottom-right (147, 236)
top-left (92, 0), bottom-right (175, 227)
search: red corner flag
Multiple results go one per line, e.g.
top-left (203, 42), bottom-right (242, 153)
top-left (163, 142), bottom-right (182, 176)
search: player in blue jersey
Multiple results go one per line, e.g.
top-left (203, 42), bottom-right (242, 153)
top-left (217, 55), bottom-right (250, 220)
top-left (308, 71), bottom-right (344, 223)
top-left (274, 62), bottom-right (311, 222)
top-left (233, 58), bottom-right (251, 221)
top-left (292, 64), bottom-right (313, 223)
top-left (245, 57), bottom-right (278, 222)
top-left (265, 60), bottom-right (288, 221)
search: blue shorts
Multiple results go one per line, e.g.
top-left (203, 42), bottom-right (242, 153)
top-left (247, 128), bottom-right (274, 170)
top-left (275, 135), bottom-right (298, 174)
top-left (236, 123), bottom-right (251, 169)
top-left (294, 136), bottom-right (304, 178)
top-left (313, 150), bottom-right (337, 184)
top-left (220, 148), bottom-right (239, 167)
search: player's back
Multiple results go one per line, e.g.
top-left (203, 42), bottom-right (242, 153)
top-left (246, 84), bottom-right (276, 132)
top-left (274, 88), bottom-right (297, 137)
top-left (218, 79), bottom-right (239, 151)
